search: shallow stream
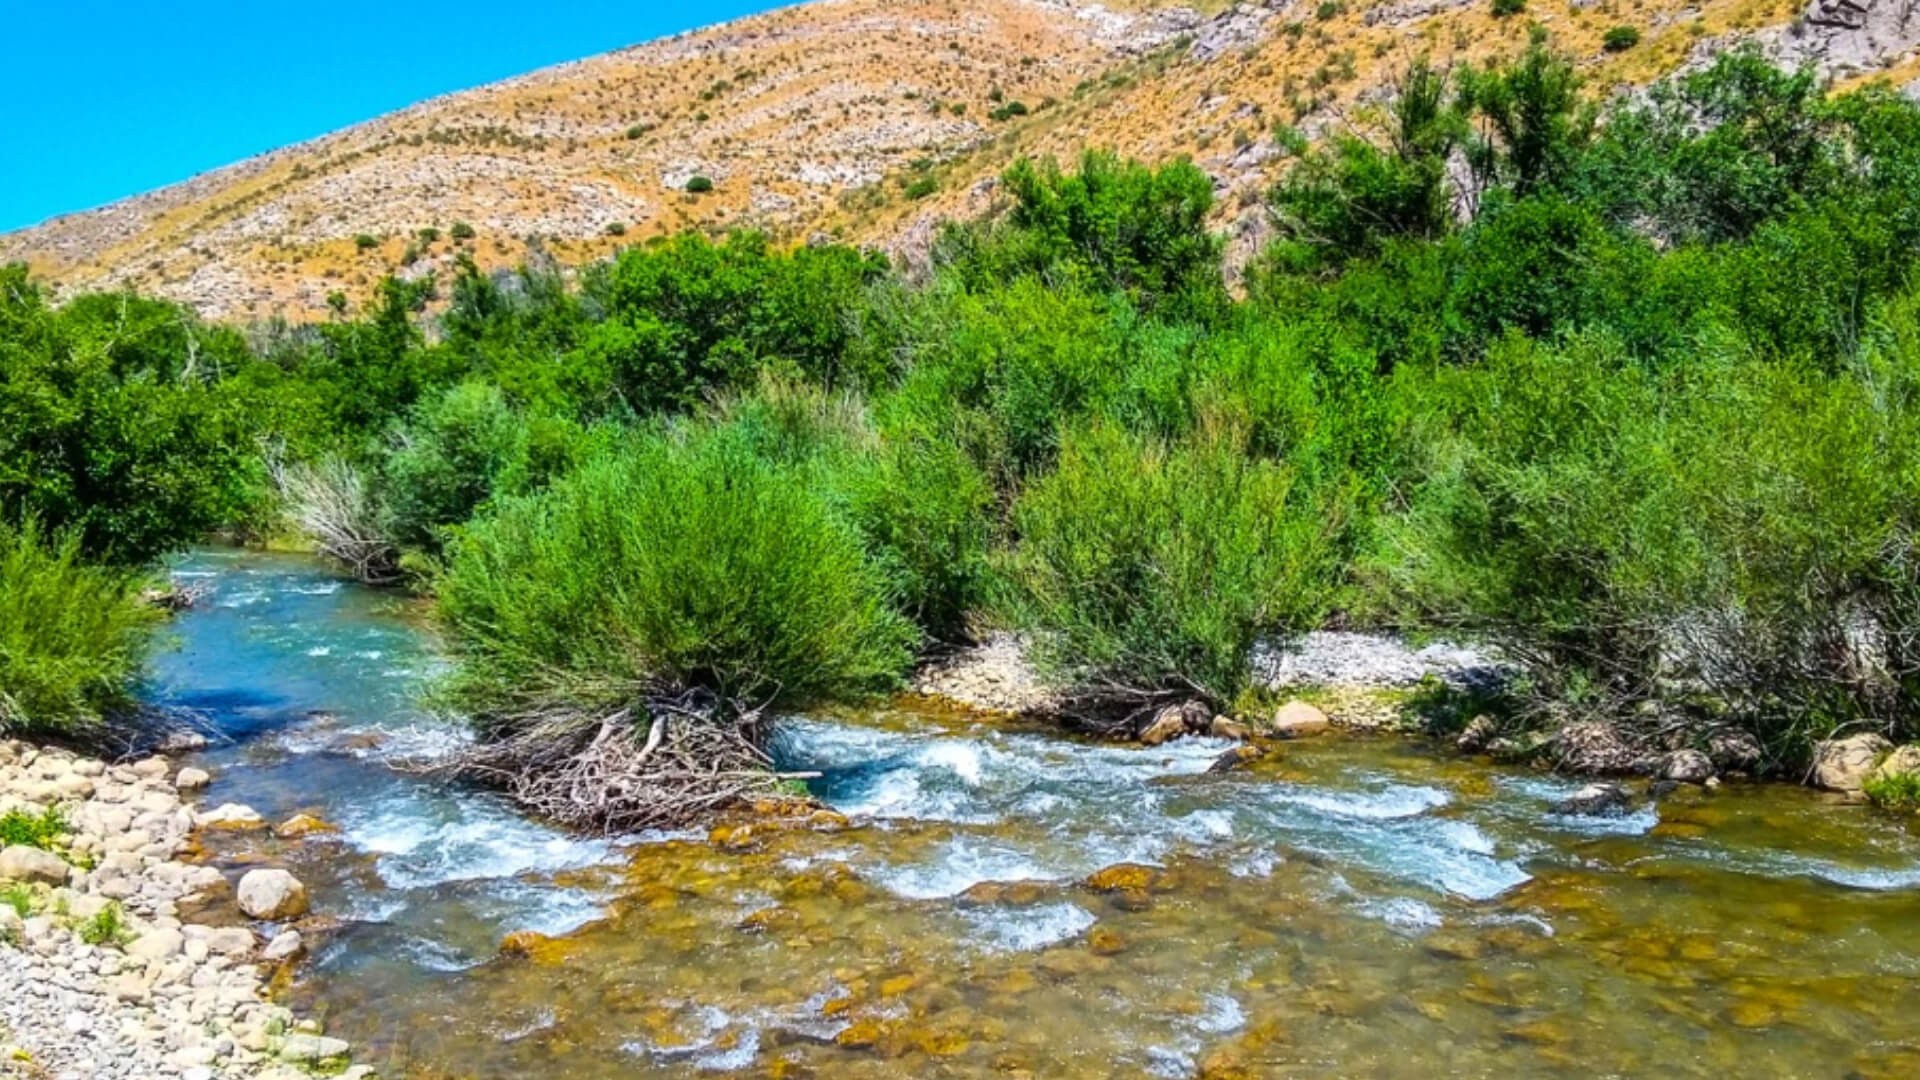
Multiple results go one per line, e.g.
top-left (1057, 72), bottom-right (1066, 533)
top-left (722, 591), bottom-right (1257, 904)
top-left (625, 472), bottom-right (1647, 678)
top-left (152, 551), bottom-right (1920, 1078)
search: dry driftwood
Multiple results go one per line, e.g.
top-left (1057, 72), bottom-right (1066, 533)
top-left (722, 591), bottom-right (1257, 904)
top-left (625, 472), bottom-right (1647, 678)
top-left (424, 689), bottom-right (817, 834)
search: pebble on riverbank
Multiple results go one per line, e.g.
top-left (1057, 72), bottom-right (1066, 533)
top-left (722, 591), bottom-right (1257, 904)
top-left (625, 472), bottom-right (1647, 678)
top-left (0, 739), bottom-right (373, 1080)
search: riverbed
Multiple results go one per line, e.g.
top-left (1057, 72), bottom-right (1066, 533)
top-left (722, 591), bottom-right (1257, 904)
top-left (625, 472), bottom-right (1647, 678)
top-left (150, 550), bottom-right (1920, 1078)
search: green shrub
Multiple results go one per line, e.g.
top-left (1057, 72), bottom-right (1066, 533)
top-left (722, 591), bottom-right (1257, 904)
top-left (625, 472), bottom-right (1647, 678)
top-left (1, 884), bottom-right (32, 919)
top-left (994, 423), bottom-right (1344, 706)
top-left (354, 234), bottom-right (380, 251)
top-left (450, 221), bottom-right (476, 241)
top-left (904, 176), bottom-right (938, 200)
top-left (1491, 0), bottom-right (1525, 15)
top-left (606, 222), bottom-right (627, 237)
top-left (0, 520), bottom-right (160, 735)
top-left (77, 902), bottom-right (129, 948)
top-left (1380, 325), bottom-right (1920, 765)
top-left (842, 437), bottom-right (995, 644)
top-left (379, 382), bottom-right (533, 556)
top-left (0, 806), bottom-right (66, 850)
top-left (1602, 26), bottom-right (1641, 52)
top-left (0, 268), bottom-right (257, 564)
top-left (417, 226), bottom-right (441, 243)
top-left (1864, 769), bottom-right (1920, 813)
top-left (686, 175), bottom-right (715, 194)
top-left (437, 429), bottom-right (914, 721)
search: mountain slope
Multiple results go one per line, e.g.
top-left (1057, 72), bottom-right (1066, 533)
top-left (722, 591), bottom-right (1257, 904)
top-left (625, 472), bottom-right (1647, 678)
top-left (5, 0), bottom-right (1916, 321)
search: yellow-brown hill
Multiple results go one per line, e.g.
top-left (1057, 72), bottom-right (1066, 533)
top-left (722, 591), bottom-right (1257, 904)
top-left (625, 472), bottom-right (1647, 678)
top-left (4, 0), bottom-right (1915, 321)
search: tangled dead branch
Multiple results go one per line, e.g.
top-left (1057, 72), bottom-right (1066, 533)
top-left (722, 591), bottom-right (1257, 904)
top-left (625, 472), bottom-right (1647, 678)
top-left (424, 689), bottom-right (818, 833)
top-left (267, 452), bottom-right (402, 585)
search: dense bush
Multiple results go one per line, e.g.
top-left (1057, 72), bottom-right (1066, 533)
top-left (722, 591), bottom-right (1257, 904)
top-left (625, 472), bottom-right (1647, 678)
top-left (378, 381), bottom-right (535, 556)
top-left (0, 267), bottom-right (257, 564)
top-left (1380, 322), bottom-right (1920, 764)
top-left (436, 429), bottom-right (915, 722)
top-left (994, 423), bottom-right (1344, 707)
top-left (0, 519), bottom-right (160, 735)
top-left (939, 151), bottom-right (1225, 320)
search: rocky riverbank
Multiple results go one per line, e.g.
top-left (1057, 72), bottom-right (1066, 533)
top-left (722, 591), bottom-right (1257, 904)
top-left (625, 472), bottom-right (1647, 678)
top-left (0, 740), bottom-right (370, 1080)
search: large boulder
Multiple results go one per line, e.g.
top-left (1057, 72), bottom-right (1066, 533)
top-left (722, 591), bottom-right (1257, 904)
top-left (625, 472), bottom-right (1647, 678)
top-left (1270, 701), bottom-right (1332, 739)
top-left (237, 868), bottom-right (310, 920)
top-left (1870, 744), bottom-right (1920, 782)
top-left (0, 845), bottom-right (69, 885)
top-left (1811, 733), bottom-right (1895, 793)
top-left (1705, 729), bottom-right (1763, 773)
top-left (1661, 749), bottom-right (1716, 785)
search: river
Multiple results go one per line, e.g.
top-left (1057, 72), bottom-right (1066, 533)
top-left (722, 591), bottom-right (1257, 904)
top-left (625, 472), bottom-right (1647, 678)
top-left (148, 550), bottom-right (1920, 1077)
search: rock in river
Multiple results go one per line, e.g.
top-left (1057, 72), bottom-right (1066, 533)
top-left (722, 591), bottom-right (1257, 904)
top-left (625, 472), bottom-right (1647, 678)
top-left (237, 868), bottom-right (310, 920)
top-left (1553, 783), bottom-right (1632, 818)
top-left (1811, 733), bottom-right (1894, 792)
top-left (1661, 749), bottom-right (1716, 785)
top-left (1271, 701), bottom-right (1332, 739)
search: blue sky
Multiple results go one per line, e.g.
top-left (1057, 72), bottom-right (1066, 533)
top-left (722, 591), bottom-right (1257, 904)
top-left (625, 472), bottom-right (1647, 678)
top-left (0, 1), bottom-right (783, 232)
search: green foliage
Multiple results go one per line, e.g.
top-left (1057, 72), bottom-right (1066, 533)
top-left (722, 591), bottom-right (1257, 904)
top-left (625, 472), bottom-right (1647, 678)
top-left (450, 221), bottom-right (476, 241)
top-left (841, 436), bottom-right (995, 644)
top-left (0, 806), bottom-right (67, 850)
top-left (994, 423), bottom-right (1344, 704)
top-left (1602, 26), bottom-right (1641, 52)
top-left (576, 232), bottom-right (889, 412)
top-left (353, 234), bottom-right (380, 251)
top-left (437, 428), bottom-right (915, 721)
top-left (0, 519), bottom-right (160, 735)
top-left (0, 267), bottom-right (257, 564)
top-left (685, 175), bottom-right (715, 194)
top-left (1490, 0), bottom-right (1525, 16)
top-left (1380, 321), bottom-right (1920, 762)
top-left (939, 151), bottom-right (1225, 320)
top-left (378, 382), bottom-right (535, 556)
top-left (1, 884), bottom-right (32, 919)
top-left (1864, 769), bottom-right (1920, 813)
top-left (1272, 59), bottom-right (1462, 269)
top-left (76, 901), bottom-right (129, 948)
top-left (904, 176), bottom-right (938, 200)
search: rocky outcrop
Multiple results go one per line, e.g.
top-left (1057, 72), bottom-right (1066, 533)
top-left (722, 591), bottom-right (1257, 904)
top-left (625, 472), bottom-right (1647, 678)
top-left (0, 740), bottom-right (370, 1080)
top-left (1811, 733), bottom-right (1895, 792)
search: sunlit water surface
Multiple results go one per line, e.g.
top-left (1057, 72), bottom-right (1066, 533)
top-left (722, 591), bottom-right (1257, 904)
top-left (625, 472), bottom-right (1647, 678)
top-left (152, 551), bottom-right (1920, 1078)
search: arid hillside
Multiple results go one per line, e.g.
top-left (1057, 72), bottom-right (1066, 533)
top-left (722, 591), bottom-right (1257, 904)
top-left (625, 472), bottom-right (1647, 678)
top-left (4, 0), bottom-right (1917, 321)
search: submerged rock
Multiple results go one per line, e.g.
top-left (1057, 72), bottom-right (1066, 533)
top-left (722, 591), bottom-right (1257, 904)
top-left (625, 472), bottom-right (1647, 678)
top-left (1553, 783), bottom-right (1633, 818)
top-left (1811, 733), bottom-right (1894, 792)
top-left (274, 813), bottom-right (339, 840)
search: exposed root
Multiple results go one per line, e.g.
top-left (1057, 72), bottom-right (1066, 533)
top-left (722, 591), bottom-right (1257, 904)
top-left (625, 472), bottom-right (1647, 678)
top-left (423, 690), bottom-right (818, 834)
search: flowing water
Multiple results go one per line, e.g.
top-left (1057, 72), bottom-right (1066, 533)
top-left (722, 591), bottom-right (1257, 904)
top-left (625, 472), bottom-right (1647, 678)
top-left (152, 551), bottom-right (1920, 1078)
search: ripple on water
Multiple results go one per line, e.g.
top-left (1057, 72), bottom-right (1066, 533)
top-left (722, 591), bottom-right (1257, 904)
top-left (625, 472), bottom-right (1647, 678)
top-left (957, 901), bottom-right (1097, 953)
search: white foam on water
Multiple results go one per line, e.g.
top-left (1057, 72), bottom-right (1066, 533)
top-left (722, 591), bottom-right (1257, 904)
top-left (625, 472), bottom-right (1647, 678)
top-left (1541, 804), bottom-right (1661, 837)
top-left (1196, 993), bottom-right (1246, 1034)
top-left (291, 582), bottom-right (343, 595)
top-left (397, 935), bottom-right (478, 972)
top-left (694, 1027), bottom-right (759, 1072)
top-left (1360, 896), bottom-right (1444, 932)
top-left (1815, 864), bottom-right (1920, 891)
top-left (1269, 783), bottom-right (1452, 821)
top-left (1229, 850), bottom-right (1280, 878)
top-left (339, 794), bottom-right (613, 890)
top-left (496, 1008), bottom-right (557, 1042)
top-left (959, 901), bottom-right (1096, 953)
top-left (920, 741), bottom-right (984, 785)
top-left (304, 646), bottom-right (333, 657)
top-left (874, 837), bottom-right (1056, 899)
